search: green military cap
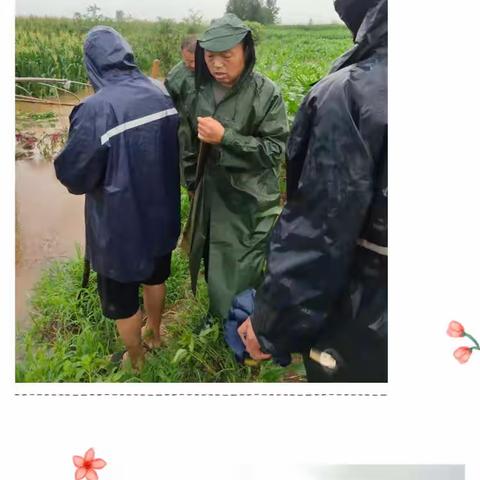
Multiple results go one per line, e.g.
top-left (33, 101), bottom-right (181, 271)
top-left (198, 13), bottom-right (251, 52)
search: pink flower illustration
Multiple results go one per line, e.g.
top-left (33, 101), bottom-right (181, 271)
top-left (448, 321), bottom-right (479, 363)
top-left (447, 321), bottom-right (465, 337)
top-left (73, 448), bottom-right (106, 480)
top-left (454, 346), bottom-right (472, 364)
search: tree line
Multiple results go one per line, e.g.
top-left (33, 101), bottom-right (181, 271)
top-left (74, 1), bottom-right (280, 25)
top-left (226, 0), bottom-right (280, 24)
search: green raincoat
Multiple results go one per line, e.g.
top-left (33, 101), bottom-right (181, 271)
top-left (165, 62), bottom-right (195, 187)
top-left (164, 61), bottom-right (195, 110)
top-left (181, 15), bottom-right (289, 319)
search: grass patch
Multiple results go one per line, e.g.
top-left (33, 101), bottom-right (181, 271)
top-left (16, 245), bottom-right (295, 382)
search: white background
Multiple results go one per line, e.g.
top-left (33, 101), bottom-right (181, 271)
top-left (2, 0), bottom-right (480, 478)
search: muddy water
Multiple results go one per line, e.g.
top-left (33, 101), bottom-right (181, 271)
top-left (15, 91), bottom-right (91, 330)
top-left (15, 160), bottom-right (85, 328)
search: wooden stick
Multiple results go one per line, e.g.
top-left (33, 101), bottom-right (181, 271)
top-left (36, 82), bottom-right (82, 101)
top-left (15, 77), bottom-right (90, 87)
top-left (15, 96), bottom-right (78, 107)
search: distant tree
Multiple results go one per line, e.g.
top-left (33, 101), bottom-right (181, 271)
top-left (259, 6), bottom-right (274, 24)
top-left (86, 4), bottom-right (102, 21)
top-left (308, 18), bottom-right (314, 26)
top-left (115, 10), bottom-right (125, 22)
top-left (226, 0), bottom-right (262, 23)
top-left (226, 0), bottom-right (279, 24)
top-left (182, 9), bottom-right (206, 33)
top-left (265, 0), bottom-right (279, 23)
top-left (73, 12), bottom-right (82, 21)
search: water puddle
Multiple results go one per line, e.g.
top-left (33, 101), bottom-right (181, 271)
top-left (15, 90), bottom-right (91, 330)
top-left (15, 159), bottom-right (85, 330)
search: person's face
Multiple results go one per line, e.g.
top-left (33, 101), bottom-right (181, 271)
top-left (181, 49), bottom-right (195, 71)
top-left (204, 43), bottom-right (246, 88)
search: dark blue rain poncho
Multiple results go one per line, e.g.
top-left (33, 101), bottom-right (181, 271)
top-left (251, 0), bottom-right (388, 381)
top-left (55, 26), bottom-right (180, 282)
top-left (224, 289), bottom-right (291, 366)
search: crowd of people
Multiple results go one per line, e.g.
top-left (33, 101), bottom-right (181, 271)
top-left (54, 0), bottom-right (388, 382)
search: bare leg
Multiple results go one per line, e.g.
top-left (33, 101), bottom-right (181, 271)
top-left (116, 309), bottom-right (144, 370)
top-left (142, 283), bottom-right (166, 348)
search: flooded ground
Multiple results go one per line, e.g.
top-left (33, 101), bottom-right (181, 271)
top-left (15, 91), bottom-right (90, 330)
top-left (15, 160), bottom-right (85, 330)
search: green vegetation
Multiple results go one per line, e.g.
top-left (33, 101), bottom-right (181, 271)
top-left (16, 247), bottom-right (288, 382)
top-left (16, 190), bottom-right (303, 382)
top-left (226, 0), bottom-right (280, 25)
top-left (15, 16), bottom-right (206, 98)
top-left (256, 25), bottom-right (351, 122)
top-left (15, 17), bottom-right (351, 113)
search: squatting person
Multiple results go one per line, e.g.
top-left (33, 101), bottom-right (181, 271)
top-left (239, 0), bottom-right (388, 382)
top-left (181, 14), bottom-right (289, 327)
top-left (54, 26), bottom-right (180, 370)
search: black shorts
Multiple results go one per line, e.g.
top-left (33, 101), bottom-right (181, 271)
top-left (97, 253), bottom-right (172, 320)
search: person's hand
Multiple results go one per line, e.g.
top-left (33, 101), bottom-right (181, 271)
top-left (197, 117), bottom-right (225, 144)
top-left (238, 317), bottom-right (272, 361)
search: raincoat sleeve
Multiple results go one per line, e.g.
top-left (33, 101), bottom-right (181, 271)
top-left (54, 100), bottom-right (109, 195)
top-left (179, 113), bottom-right (199, 191)
top-left (220, 87), bottom-right (288, 170)
top-left (251, 83), bottom-right (376, 356)
top-left (164, 64), bottom-right (180, 105)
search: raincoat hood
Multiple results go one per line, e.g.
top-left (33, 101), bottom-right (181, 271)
top-left (195, 14), bottom-right (256, 89)
top-left (331, 0), bottom-right (387, 73)
top-left (335, 0), bottom-right (381, 37)
top-left (84, 26), bottom-right (139, 91)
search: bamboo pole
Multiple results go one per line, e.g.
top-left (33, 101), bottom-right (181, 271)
top-left (15, 77), bottom-right (90, 87)
top-left (15, 95), bottom-right (78, 107)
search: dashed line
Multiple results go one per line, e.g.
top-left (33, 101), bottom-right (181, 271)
top-left (14, 393), bottom-right (387, 397)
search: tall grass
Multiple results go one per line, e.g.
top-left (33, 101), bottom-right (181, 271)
top-left (16, 190), bottom-right (294, 382)
top-left (15, 18), bottom-right (351, 104)
top-left (15, 250), bottom-right (288, 382)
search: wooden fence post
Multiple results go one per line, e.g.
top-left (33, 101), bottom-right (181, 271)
top-left (151, 59), bottom-right (161, 79)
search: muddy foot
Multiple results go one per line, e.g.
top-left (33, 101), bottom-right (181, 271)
top-left (141, 325), bottom-right (165, 349)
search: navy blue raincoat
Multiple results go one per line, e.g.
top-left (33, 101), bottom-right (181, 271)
top-left (224, 289), bottom-right (291, 366)
top-left (251, 0), bottom-right (387, 381)
top-left (55, 26), bottom-right (180, 283)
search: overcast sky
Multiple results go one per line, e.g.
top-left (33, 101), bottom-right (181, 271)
top-left (15, 0), bottom-right (341, 24)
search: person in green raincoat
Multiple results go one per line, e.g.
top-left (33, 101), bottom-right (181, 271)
top-left (181, 14), bottom-right (289, 324)
top-left (165, 35), bottom-right (197, 187)
top-left (165, 34), bottom-right (197, 110)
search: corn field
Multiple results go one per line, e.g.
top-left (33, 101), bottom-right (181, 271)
top-left (16, 17), bottom-right (351, 111)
